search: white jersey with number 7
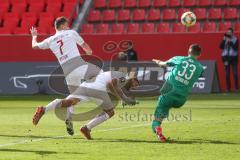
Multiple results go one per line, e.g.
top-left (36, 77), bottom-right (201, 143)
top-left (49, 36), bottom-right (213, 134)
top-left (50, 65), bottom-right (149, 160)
top-left (37, 29), bottom-right (84, 65)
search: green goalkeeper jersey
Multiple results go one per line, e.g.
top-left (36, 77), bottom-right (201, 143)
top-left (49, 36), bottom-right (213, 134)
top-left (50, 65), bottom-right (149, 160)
top-left (165, 56), bottom-right (203, 97)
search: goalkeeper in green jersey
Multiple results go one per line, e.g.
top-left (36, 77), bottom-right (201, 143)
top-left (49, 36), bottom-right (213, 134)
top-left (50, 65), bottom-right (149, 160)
top-left (152, 44), bottom-right (204, 142)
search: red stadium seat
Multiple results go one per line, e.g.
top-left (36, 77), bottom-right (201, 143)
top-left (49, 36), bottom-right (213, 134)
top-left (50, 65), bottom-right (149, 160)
top-left (218, 22), bottom-right (232, 32)
top-left (0, 27), bottom-right (12, 34)
top-left (28, 3), bottom-right (45, 15)
top-left (63, 2), bottom-right (76, 12)
top-left (187, 22), bottom-right (201, 32)
top-left (111, 23), bottom-right (124, 34)
top-left (62, 0), bottom-right (78, 4)
top-left (28, 0), bottom-right (44, 3)
top-left (208, 8), bottom-right (222, 20)
top-left (124, 0), bottom-right (137, 8)
top-left (117, 9), bottom-right (130, 22)
top-left (178, 8), bottom-right (190, 20)
top-left (21, 13), bottom-right (37, 27)
top-left (142, 23), bottom-right (155, 33)
top-left (172, 23), bottom-right (185, 33)
top-left (234, 22), bottom-right (240, 32)
top-left (229, 0), bottom-right (240, 6)
top-left (132, 9), bottom-right (145, 21)
top-left (11, 3), bottom-right (27, 16)
top-left (102, 10), bottom-right (115, 22)
top-left (13, 27), bottom-right (29, 35)
top-left (81, 24), bottom-right (94, 34)
top-left (153, 0), bottom-right (167, 7)
top-left (3, 18), bottom-right (19, 30)
top-left (108, 0), bottom-right (122, 8)
top-left (38, 19), bottom-right (54, 30)
top-left (79, 0), bottom-right (85, 5)
top-left (49, 27), bottom-right (56, 34)
top-left (94, 0), bottom-right (107, 9)
top-left (183, 0), bottom-right (196, 7)
top-left (213, 0), bottom-right (227, 6)
top-left (96, 24), bottom-right (109, 34)
top-left (193, 8), bottom-right (207, 20)
top-left (223, 8), bottom-right (238, 20)
top-left (3, 13), bottom-right (19, 29)
top-left (157, 23), bottom-right (170, 32)
top-left (168, 0), bottom-right (181, 7)
top-left (56, 12), bottom-right (72, 19)
top-left (138, 0), bottom-right (151, 8)
top-left (198, 0), bottom-right (212, 7)
top-left (39, 12), bottom-right (54, 21)
top-left (162, 9), bottom-right (176, 21)
top-left (148, 9), bottom-right (160, 21)
top-left (4, 12), bottom-right (19, 19)
top-left (46, 0), bottom-right (63, 4)
top-left (46, 3), bottom-right (62, 16)
top-left (21, 19), bottom-right (37, 28)
top-left (0, 3), bottom-right (10, 14)
top-left (11, 0), bottom-right (27, 4)
top-left (0, 0), bottom-right (9, 5)
top-left (87, 10), bottom-right (101, 22)
top-left (38, 13), bottom-right (54, 28)
top-left (203, 22), bottom-right (216, 32)
top-left (127, 23), bottom-right (139, 33)
top-left (37, 27), bottom-right (49, 35)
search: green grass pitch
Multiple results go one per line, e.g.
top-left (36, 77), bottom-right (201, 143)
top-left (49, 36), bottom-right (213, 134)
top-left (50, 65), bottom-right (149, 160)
top-left (0, 94), bottom-right (239, 160)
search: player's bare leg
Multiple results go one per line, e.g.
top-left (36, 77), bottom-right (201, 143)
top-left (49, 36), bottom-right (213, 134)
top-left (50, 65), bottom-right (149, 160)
top-left (80, 108), bottom-right (114, 140)
top-left (62, 98), bottom-right (80, 135)
top-left (65, 106), bottom-right (74, 135)
top-left (32, 98), bottom-right (79, 126)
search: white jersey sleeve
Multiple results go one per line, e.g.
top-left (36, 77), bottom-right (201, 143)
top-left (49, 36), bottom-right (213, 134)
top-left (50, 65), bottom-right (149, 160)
top-left (71, 30), bottom-right (84, 46)
top-left (37, 38), bottom-right (50, 49)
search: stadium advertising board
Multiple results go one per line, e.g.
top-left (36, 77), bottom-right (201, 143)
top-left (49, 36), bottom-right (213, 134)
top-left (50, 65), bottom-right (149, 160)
top-left (0, 60), bottom-right (219, 95)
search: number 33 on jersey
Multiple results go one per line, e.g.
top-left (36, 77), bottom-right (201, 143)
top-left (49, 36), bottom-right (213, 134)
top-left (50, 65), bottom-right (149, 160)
top-left (166, 56), bottom-right (203, 89)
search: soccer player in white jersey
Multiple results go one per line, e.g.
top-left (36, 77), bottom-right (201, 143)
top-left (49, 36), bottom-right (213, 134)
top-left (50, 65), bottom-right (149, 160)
top-left (30, 17), bottom-right (101, 135)
top-left (32, 71), bottom-right (139, 139)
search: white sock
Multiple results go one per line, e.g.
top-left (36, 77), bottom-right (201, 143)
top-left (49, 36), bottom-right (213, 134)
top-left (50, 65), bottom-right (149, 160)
top-left (86, 112), bottom-right (109, 130)
top-left (66, 106), bottom-right (74, 121)
top-left (45, 99), bottom-right (62, 113)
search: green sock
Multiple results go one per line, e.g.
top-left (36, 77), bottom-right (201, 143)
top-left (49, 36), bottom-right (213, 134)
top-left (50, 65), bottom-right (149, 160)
top-left (152, 120), bottom-right (161, 133)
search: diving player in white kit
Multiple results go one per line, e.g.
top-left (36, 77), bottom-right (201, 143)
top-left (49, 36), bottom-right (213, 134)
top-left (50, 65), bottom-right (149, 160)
top-left (32, 71), bottom-right (139, 139)
top-left (30, 17), bottom-right (102, 135)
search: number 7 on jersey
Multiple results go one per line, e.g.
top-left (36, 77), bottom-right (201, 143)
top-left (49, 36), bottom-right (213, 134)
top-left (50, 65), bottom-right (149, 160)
top-left (57, 40), bottom-right (64, 55)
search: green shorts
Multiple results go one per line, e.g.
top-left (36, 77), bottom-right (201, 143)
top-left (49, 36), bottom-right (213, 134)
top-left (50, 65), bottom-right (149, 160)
top-left (154, 82), bottom-right (187, 119)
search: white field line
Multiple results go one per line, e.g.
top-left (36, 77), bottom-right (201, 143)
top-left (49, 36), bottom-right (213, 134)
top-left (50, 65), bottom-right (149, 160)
top-left (0, 123), bottom-right (150, 148)
top-left (0, 135), bottom-right (66, 148)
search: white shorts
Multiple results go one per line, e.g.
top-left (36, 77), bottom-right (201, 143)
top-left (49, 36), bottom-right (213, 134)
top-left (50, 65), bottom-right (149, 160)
top-left (66, 82), bottom-right (117, 110)
top-left (65, 65), bottom-right (88, 87)
top-left (65, 63), bottom-right (103, 93)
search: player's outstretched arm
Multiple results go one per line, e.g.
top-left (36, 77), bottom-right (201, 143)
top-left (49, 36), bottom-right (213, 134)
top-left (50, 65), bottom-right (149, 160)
top-left (81, 42), bottom-right (93, 55)
top-left (107, 79), bottom-right (136, 105)
top-left (152, 59), bottom-right (167, 67)
top-left (30, 27), bottom-right (40, 49)
top-left (30, 27), bottom-right (50, 50)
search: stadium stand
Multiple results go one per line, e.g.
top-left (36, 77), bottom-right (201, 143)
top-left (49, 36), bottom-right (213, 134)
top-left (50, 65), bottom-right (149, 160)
top-left (0, 0), bottom-right (82, 34)
top-left (0, 0), bottom-right (239, 35)
top-left (80, 0), bottom-right (240, 34)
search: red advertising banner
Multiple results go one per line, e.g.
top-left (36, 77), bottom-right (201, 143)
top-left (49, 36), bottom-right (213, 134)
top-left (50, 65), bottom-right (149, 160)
top-left (0, 33), bottom-right (239, 91)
